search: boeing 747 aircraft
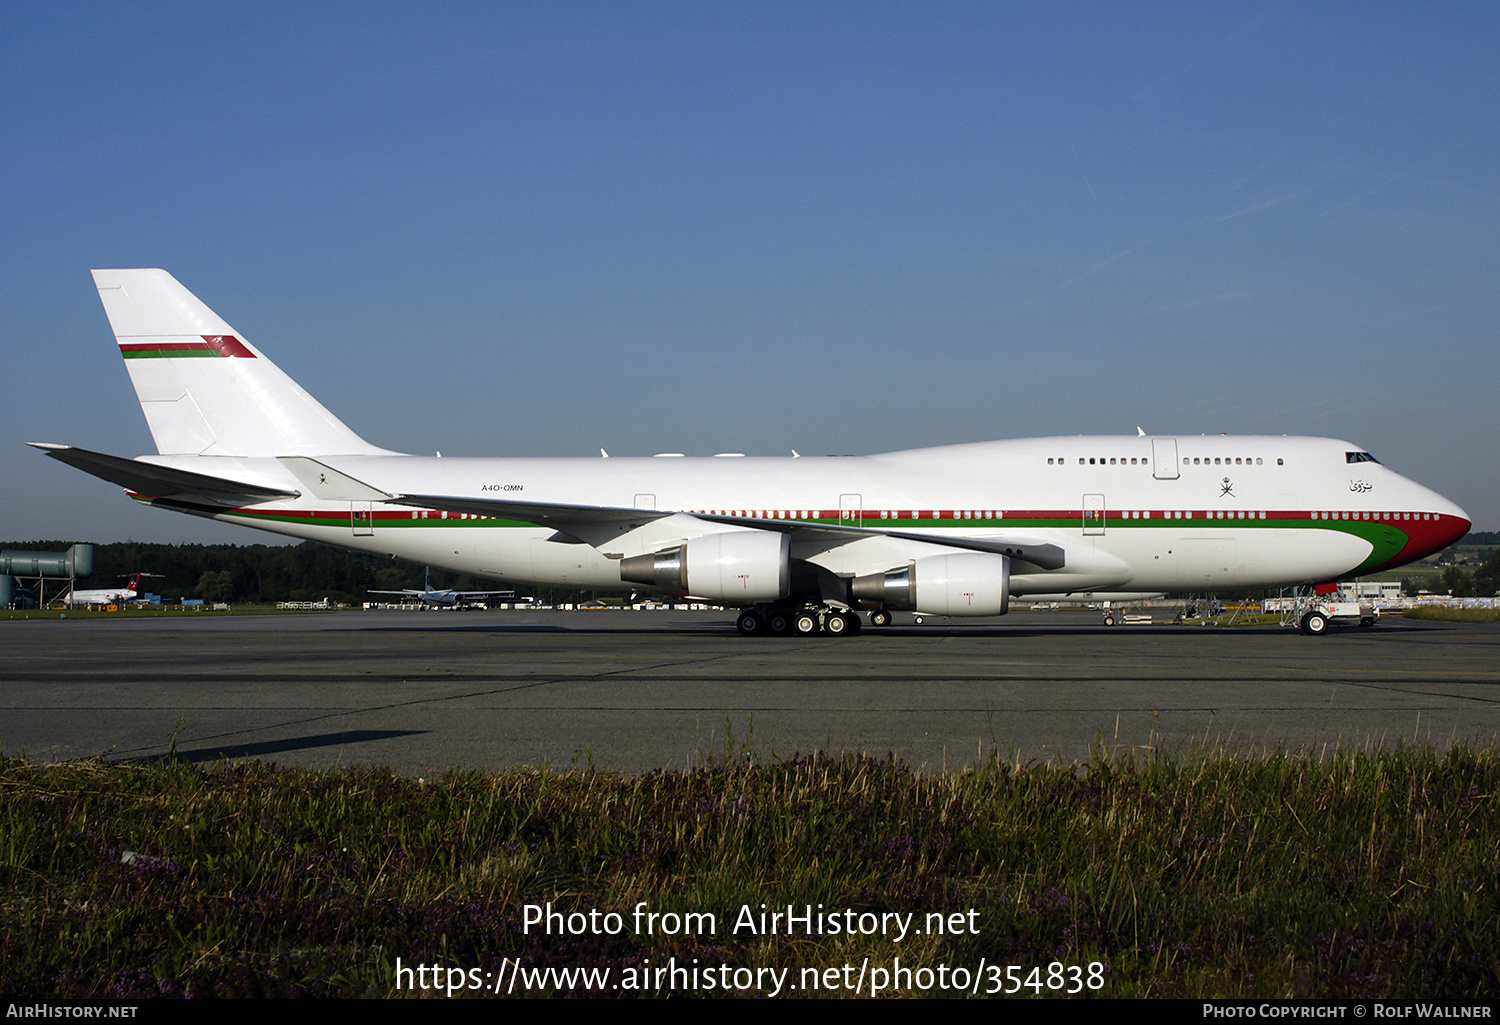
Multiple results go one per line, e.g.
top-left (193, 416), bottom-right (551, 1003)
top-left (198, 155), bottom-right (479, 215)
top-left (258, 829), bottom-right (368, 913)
top-left (31, 270), bottom-right (1470, 636)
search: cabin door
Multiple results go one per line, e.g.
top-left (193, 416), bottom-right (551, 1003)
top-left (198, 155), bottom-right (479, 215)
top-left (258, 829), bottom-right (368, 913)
top-left (1082, 494), bottom-right (1106, 536)
top-left (1152, 438), bottom-right (1180, 480)
top-left (351, 502), bottom-right (375, 536)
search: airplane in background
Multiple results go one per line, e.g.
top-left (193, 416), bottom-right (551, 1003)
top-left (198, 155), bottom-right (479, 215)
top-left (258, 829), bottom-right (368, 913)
top-left (62, 572), bottom-right (156, 607)
top-left (370, 567), bottom-right (525, 608)
top-left (30, 269), bottom-right (1470, 637)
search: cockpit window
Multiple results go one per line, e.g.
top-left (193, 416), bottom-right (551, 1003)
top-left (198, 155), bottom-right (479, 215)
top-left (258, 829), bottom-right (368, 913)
top-left (1346, 452), bottom-right (1381, 464)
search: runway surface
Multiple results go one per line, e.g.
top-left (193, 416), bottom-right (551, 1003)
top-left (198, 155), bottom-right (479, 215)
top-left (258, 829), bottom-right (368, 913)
top-left (4, 609), bottom-right (1498, 774)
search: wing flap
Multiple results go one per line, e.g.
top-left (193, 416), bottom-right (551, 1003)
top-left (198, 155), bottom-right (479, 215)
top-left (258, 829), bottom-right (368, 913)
top-left (695, 512), bottom-right (1067, 571)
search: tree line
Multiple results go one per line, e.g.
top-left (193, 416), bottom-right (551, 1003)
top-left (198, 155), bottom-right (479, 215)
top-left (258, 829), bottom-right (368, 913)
top-left (1416, 554), bottom-right (1500, 599)
top-left (2, 540), bottom-right (535, 606)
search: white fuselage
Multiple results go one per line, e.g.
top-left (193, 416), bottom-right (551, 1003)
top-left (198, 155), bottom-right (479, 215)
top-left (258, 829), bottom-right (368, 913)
top-left (139, 434), bottom-right (1469, 599)
top-left (63, 584), bottom-right (137, 606)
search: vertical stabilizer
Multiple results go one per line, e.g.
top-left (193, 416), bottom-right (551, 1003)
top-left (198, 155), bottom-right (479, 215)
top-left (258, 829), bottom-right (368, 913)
top-left (93, 269), bottom-right (390, 457)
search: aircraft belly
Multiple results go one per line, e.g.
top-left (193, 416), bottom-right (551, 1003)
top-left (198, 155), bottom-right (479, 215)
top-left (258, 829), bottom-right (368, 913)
top-left (353, 527), bottom-right (623, 589)
top-left (528, 535), bottom-right (624, 588)
top-left (1228, 528), bottom-right (1369, 586)
top-left (1116, 526), bottom-right (1371, 590)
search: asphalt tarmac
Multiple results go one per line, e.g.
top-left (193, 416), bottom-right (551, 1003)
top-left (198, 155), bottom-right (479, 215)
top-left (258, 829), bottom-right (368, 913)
top-left (4, 609), bottom-right (1498, 774)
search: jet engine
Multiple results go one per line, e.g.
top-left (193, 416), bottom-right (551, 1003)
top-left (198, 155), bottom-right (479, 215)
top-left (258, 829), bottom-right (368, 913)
top-left (851, 552), bottom-right (1010, 616)
top-left (619, 530), bottom-right (790, 602)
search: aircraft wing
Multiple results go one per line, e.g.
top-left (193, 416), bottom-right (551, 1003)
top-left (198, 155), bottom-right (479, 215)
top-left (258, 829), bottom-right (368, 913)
top-left (29, 444), bottom-right (300, 506)
top-left (390, 493), bottom-right (1066, 573)
top-left (695, 512), bottom-right (1067, 572)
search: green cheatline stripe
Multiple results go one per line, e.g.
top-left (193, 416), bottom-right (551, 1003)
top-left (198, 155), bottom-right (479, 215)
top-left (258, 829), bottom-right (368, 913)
top-left (198, 505), bottom-right (1408, 566)
top-left (121, 349), bottom-right (221, 359)
top-left (129, 492), bottom-right (1413, 565)
top-left (144, 494), bottom-right (1432, 576)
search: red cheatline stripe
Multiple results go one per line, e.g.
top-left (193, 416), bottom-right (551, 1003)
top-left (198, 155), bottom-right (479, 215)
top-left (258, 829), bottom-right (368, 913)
top-left (202, 334), bottom-right (255, 357)
top-left (119, 335), bottom-right (256, 358)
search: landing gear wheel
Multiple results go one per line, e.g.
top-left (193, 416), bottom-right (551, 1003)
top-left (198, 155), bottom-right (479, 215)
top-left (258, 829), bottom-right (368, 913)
top-left (1103, 612), bottom-right (1116, 627)
top-left (1359, 617), bottom-right (1376, 628)
top-left (768, 613), bottom-right (791, 634)
top-left (825, 612), bottom-right (851, 636)
top-left (1299, 610), bottom-right (1329, 636)
top-left (736, 611), bottom-right (763, 635)
top-left (869, 610), bottom-right (891, 627)
top-left (793, 612), bottom-right (820, 636)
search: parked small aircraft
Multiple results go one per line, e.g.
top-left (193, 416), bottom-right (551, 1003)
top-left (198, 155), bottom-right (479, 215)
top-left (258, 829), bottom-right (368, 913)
top-left (370, 567), bottom-right (524, 608)
top-left (31, 269), bottom-right (1470, 636)
top-left (62, 572), bottom-right (155, 607)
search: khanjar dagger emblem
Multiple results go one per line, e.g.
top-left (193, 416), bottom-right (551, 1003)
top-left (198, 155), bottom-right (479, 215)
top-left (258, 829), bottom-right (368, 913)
top-left (1220, 477), bottom-right (1235, 498)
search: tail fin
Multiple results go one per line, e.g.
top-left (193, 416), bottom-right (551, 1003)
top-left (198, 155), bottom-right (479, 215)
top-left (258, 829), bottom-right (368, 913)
top-left (93, 269), bottom-right (391, 457)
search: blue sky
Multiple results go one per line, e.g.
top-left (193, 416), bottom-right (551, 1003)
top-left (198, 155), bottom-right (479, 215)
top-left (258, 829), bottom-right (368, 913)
top-left (3, 1), bottom-right (1496, 543)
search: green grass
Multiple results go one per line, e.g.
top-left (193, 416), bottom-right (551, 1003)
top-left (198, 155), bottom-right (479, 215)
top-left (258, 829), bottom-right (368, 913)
top-left (1402, 607), bottom-right (1500, 624)
top-left (2, 747), bottom-right (1497, 998)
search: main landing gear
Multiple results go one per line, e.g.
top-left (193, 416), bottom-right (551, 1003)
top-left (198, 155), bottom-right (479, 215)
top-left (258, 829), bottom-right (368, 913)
top-left (735, 604), bottom-right (889, 636)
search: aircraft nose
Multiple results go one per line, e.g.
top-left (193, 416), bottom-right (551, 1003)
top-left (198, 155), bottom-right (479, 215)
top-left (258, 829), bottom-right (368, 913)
top-left (1436, 499), bottom-right (1471, 549)
top-left (1362, 477), bottom-right (1472, 573)
top-left (1409, 490), bottom-right (1470, 562)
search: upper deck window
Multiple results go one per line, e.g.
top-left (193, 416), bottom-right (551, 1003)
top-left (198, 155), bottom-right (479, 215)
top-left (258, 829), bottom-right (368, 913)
top-left (1346, 452), bottom-right (1382, 464)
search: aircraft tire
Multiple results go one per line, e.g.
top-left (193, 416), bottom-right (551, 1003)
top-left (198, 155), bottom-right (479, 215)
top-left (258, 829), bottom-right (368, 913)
top-left (736, 611), bottom-right (764, 635)
top-left (768, 612), bottom-right (791, 634)
top-left (793, 612), bottom-right (820, 636)
top-left (869, 610), bottom-right (891, 627)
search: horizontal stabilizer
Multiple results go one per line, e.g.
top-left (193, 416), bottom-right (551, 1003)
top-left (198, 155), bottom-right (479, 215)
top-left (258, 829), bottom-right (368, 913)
top-left (28, 443), bottom-right (299, 506)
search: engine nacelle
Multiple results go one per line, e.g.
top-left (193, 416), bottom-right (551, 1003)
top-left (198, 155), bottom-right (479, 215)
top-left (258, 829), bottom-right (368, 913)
top-left (852, 552), bottom-right (1010, 616)
top-left (619, 530), bottom-right (790, 602)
